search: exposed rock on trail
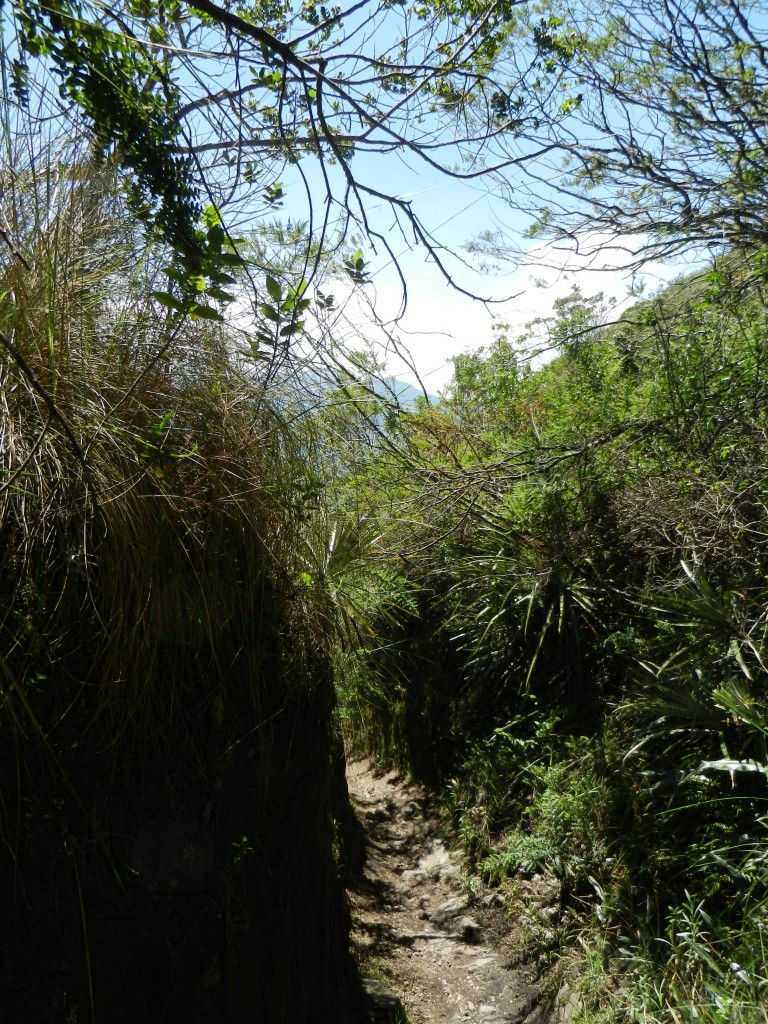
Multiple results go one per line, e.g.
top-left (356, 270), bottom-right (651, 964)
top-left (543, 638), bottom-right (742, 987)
top-left (347, 760), bottom-right (558, 1024)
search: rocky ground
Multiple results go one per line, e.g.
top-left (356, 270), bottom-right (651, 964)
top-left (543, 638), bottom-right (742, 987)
top-left (347, 760), bottom-right (576, 1024)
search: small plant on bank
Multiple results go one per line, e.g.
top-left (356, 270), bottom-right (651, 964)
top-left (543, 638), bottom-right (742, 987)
top-left (479, 741), bottom-right (612, 888)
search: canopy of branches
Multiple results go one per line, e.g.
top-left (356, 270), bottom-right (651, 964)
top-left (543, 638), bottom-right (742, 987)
top-left (4, 0), bottom-right (768, 308)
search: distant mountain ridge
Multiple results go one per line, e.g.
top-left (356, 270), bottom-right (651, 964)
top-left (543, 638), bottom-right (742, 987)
top-left (370, 376), bottom-right (438, 409)
top-left (274, 367), bottom-right (438, 412)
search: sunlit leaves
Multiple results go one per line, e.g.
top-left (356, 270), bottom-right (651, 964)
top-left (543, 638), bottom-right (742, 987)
top-left (263, 181), bottom-right (285, 206)
top-left (258, 275), bottom-right (311, 340)
top-left (343, 249), bottom-right (369, 284)
top-left (11, 1), bottom-right (203, 260)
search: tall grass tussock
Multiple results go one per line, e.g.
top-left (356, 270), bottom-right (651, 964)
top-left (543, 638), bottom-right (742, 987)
top-left (0, 119), bottom-right (362, 1022)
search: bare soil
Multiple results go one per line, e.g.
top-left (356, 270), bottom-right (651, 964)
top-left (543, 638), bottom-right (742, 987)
top-left (347, 760), bottom-right (565, 1024)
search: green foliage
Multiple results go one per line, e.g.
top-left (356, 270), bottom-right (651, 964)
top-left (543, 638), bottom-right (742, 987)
top-left (5, 0), bottom-right (612, 319)
top-left (476, 0), bottom-right (768, 261)
top-left (11, 1), bottom-right (201, 259)
top-left (343, 249), bottom-right (370, 285)
top-left (14, 0), bottom-right (768, 1015)
top-left (480, 741), bottom-right (611, 885)
top-left (570, 882), bottom-right (768, 1024)
top-left (333, 251), bottom-right (768, 1019)
top-left (446, 706), bottom-right (561, 853)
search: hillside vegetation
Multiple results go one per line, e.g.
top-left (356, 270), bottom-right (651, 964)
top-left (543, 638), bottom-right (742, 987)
top-left (3, 137), bottom-right (767, 1024)
top-left (333, 257), bottom-right (768, 1022)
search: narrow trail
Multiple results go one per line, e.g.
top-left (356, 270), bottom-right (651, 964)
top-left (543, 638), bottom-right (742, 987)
top-left (347, 760), bottom-right (567, 1024)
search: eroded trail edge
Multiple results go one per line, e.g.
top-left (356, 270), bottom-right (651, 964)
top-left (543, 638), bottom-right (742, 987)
top-left (347, 760), bottom-right (563, 1024)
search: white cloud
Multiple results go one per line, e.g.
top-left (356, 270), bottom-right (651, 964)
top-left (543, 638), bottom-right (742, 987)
top-left (355, 232), bottom-right (703, 393)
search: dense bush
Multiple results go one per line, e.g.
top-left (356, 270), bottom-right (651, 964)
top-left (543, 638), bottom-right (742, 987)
top-left (338, 261), bottom-right (768, 1021)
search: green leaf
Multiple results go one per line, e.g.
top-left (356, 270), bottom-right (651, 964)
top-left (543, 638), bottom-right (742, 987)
top-left (189, 303), bottom-right (223, 321)
top-left (344, 250), bottom-right (369, 284)
top-left (207, 270), bottom-right (237, 286)
top-left (280, 321), bottom-right (304, 336)
top-left (264, 181), bottom-right (285, 206)
top-left (151, 291), bottom-right (185, 311)
top-left (218, 252), bottom-right (247, 268)
top-left (266, 275), bottom-right (282, 302)
top-left (206, 224), bottom-right (226, 248)
top-left (259, 303), bottom-right (281, 323)
top-left (186, 273), bottom-right (206, 293)
top-left (290, 277), bottom-right (308, 298)
top-left (203, 205), bottom-right (222, 229)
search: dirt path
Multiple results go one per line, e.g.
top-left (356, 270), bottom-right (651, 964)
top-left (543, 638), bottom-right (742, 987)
top-left (347, 760), bottom-right (564, 1024)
